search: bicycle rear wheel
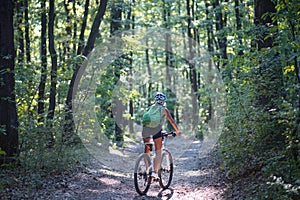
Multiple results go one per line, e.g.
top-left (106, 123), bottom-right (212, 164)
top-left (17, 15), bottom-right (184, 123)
top-left (158, 149), bottom-right (173, 189)
top-left (134, 153), bottom-right (151, 195)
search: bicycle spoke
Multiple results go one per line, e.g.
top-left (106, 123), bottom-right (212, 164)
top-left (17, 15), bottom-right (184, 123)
top-left (134, 153), bottom-right (151, 195)
top-left (134, 131), bottom-right (176, 194)
top-left (159, 150), bottom-right (173, 189)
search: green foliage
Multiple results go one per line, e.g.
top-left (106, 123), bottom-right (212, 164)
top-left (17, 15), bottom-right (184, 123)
top-left (95, 57), bottom-right (128, 140)
top-left (4, 0), bottom-right (299, 198)
top-left (195, 125), bottom-right (205, 140)
top-left (218, 1), bottom-right (300, 197)
top-left (0, 144), bottom-right (89, 197)
top-left (0, 149), bottom-right (5, 156)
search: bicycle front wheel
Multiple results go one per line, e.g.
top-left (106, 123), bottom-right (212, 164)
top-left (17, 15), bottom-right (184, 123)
top-left (159, 149), bottom-right (173, 189)
top-left (134, 153), bottom-right (151, 195)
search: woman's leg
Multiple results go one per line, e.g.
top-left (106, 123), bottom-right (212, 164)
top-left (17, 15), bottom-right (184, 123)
top-left (143, 137), bottom-right (151, 170)
top-left (143, 137), bottom-right (151, 155)
top-left (153, 137), bottom-right (163, 173)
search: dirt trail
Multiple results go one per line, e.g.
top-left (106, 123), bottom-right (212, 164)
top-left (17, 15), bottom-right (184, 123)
top-left (1, 138), bottom-right (227, 200)
top-left (31, 138), bottom-right (227, 200)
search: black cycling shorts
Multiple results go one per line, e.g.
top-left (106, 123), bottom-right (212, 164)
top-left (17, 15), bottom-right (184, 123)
top-left (152, 130), bottom-right (162, 140)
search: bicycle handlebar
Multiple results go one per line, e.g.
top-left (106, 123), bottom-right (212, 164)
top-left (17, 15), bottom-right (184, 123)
top-left (161, 131), bottom-right (176, 138)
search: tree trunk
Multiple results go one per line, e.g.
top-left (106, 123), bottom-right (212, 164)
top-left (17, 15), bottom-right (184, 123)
top-left (72, 0), bottom-right (77, 54)
top-left (77, 0), bottom-right (90, 55)
top-left (111, 0), bottom-right (124, 147)
top-left (47, 0), bottom-right (58, 146)
top-left (205, 3), bottom-right (213, 53)
top-left (235, 0), bottom-right (244, 55)
top-left (38, 0), bottom-right (47, 123)
top-left (145, 38), bottom-right (152, 106)
top-left (125, 2), bottom-right (134, 134)
top-left (254, 0), bottom-right (279, 108)
top-left (254, 0), bottom-right (286, 147)
top-left (24, 0), bottom-right (31, 63)
top-left (16, 0), bottom-right (25, 64)
top-left (23, 0), bottom-right (34, 117)
top-left (254, 0), bottom-right (276, 50)
top-left (214, 0), bottom-right (228, 61)
top-left (205, 0), bottom-right (214, 122)
top-left (82, 0), bottom-right (108, 56)
top-left (0, 0), bottom-right (18, 164)
top-left (63, 0), bottom-right (72, 58)
top-left (163, 0), bottom-right (176, 129)
top-left (163, 0), bottom-right (172, 83)
top-left (186, 0), bottom-right (199, 130)
top-left (64, 0), bottom-right (108, 142)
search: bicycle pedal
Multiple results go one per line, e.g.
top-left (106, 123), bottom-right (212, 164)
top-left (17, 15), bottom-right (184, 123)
top-left (151, 177), bottom-right (160, 182)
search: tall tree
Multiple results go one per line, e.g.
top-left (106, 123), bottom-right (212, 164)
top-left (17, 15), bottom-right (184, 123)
top-left (24, 0), bottom-right (31, 63)
top-left (204, 0), bottom-right (214, 123)
top-left (125, 0), bottom-right (134, 134)
top-left (214, 0), bottom-right (228, 64)
top-left (186, 0), bottom-right (199, 129)
top-left (254, 0), bottom-right (280, 108)
top-left (77, 0), bottom-right (90, 55)
top-left (63, 0), bottom-right (72, 58)
top-left (254, 0), bottom-right (277, 50)
top-left (235, 0), bottom-right (243, 55)
top-left (16, 0), bottom-right (25, 64)
top-left (0, 0), bottom-right (19, 164)
top-left (162, 0), bottom-right (176, 130)
top-left (38, 0), bottom-right (47, 123)
top-left (162, 0), bottom-right (172, 83)
top-left (145, 38), bottom-right (152, 106)
top-left (64, 0), bottom-right (108, 141)
top-left (110, 0), bottom-right (125, 147)
top-left (47, 0), bottom-right (58, 145)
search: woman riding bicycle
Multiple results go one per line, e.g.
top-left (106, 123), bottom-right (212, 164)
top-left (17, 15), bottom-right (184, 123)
top-left (142, 92), bottom-right (181, 180)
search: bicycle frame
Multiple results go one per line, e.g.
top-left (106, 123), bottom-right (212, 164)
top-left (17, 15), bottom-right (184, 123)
top-left (134, 131), bottom-right (176, 195)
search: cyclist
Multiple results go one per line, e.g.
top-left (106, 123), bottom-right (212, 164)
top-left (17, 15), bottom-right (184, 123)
top-left (142, 92), bottom-right (181, 180)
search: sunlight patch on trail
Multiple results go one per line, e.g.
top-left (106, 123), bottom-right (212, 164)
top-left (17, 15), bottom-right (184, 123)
top-left (72, 28), bottom-right (225, 174)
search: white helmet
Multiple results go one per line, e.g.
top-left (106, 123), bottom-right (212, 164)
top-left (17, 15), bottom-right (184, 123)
top-left (154, 92), bottom-right (167, 105)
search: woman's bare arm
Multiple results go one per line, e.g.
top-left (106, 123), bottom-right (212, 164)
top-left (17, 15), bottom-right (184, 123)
top-left (162, 107), bottom-right (181, 135)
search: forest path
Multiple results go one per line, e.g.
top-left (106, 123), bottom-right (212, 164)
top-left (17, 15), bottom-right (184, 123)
top-left (40, 138), bottom-right (227, 200)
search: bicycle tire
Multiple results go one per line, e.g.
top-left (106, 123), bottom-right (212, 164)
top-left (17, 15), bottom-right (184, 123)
top-left (158, 149), bottom-right (173, 189)
top-left (134, 153), bottom-right (151, 195)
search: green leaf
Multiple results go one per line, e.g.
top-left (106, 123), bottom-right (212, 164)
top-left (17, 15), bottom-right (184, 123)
top-left (0, 148), bottom-right (6, 155)
top-left (283, 65), bottom-right (295, 75)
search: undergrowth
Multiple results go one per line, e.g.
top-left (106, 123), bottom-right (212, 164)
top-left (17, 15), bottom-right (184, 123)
top-left (0, 142), bottom-right (90, 198)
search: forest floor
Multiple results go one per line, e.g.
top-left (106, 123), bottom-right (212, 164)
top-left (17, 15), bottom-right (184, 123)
top-left (0, 138), bottom-right (254, 200)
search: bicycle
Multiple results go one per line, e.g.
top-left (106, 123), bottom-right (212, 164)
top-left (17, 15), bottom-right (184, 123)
top-left (134, 131), bottom-right (176, 195)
